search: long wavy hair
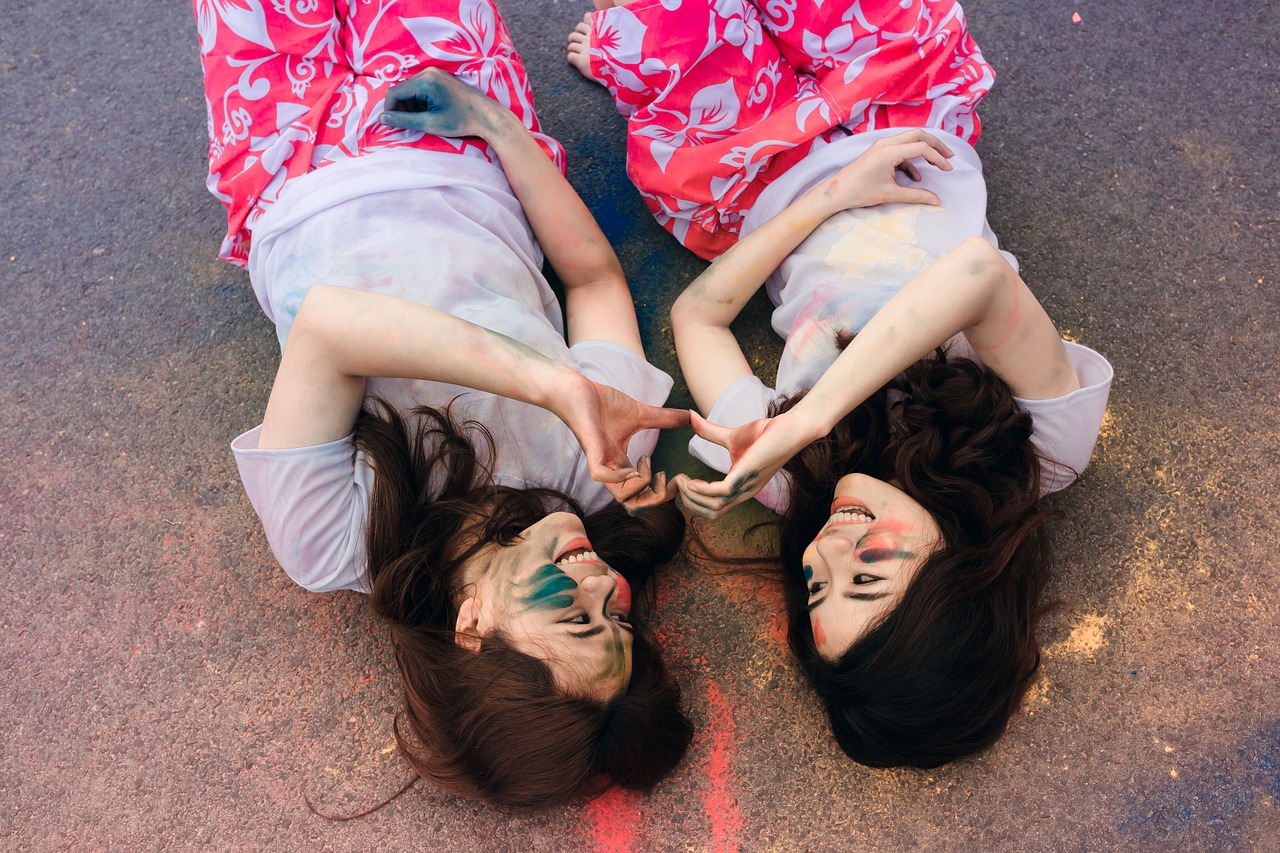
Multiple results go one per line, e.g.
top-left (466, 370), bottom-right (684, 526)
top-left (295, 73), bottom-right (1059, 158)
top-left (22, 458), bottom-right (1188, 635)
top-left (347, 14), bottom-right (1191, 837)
top-left (352, 400), bottom-right (692, 808)
top-left (775, 348), bottom-right (1057, 768)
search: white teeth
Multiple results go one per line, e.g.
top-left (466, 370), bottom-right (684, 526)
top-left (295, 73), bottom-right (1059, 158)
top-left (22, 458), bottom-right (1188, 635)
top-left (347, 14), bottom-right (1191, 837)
top-left (556, 550), bottom-right (599, 566)
top-left (826, 507), bottom-right (874, 527)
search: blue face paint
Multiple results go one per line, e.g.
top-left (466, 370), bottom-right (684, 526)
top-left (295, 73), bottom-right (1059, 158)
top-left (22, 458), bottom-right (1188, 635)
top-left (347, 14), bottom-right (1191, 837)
top-left (858, 548), bottom-right (917, 564)
top-left (518, 564), bottom-right (578, 611)
top-left (803, 564), bottom-right (814, 583)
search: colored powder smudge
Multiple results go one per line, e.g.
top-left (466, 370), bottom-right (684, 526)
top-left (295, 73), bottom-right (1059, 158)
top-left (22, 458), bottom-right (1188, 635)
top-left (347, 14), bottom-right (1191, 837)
top-left (703, 681), bottom-right (743, 852)
top-left (584, 785), bottom-right (643, 853)
top-left (519, 564), bottom-right (577, 611)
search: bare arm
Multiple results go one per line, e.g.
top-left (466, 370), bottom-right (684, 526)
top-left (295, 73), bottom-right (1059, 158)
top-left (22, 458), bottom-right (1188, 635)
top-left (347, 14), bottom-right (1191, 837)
top-left (381, 69), bottom-right (643, 356)
top-left (678, 237), bottom-right (1081, 517)
top-left (671, 130), bottom-right (956, 413)
top-left (259, 286), bottom-right (687, 492)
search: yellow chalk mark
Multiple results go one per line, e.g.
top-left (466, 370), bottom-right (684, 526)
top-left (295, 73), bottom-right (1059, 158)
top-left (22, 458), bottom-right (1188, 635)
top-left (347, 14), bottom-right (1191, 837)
top-left (1046, 614), bottom-right (1110, 659)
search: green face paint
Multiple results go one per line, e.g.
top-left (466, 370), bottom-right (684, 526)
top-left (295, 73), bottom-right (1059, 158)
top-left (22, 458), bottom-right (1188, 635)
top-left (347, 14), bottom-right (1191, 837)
top-left (594, 626), bottom-right (629, 688)
top-left (517, 563), bottom-right (578, 611)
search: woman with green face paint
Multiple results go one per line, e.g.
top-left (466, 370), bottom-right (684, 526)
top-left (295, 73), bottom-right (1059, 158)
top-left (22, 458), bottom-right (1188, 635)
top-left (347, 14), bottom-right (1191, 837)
top-left (196, 0), bottom-right (692, 809)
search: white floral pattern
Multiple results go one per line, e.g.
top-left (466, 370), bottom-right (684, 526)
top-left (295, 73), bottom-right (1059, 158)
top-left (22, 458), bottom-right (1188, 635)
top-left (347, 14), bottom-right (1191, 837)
top-left (587, 0), bottom-right (993, 259)
top-left (194, 0), bottom-right (562, 267)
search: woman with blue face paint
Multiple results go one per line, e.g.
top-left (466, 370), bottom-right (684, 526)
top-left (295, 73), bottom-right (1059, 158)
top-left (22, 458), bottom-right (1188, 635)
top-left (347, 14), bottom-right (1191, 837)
top-left (194, 0), bottom-right (691, 808)
top-left (567, 0), bottom-right (1114, 767)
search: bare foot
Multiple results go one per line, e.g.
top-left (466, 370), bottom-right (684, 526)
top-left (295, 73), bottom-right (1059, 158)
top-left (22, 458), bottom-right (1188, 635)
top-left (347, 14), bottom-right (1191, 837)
top-left (566, 13), bottom-right (597, 82)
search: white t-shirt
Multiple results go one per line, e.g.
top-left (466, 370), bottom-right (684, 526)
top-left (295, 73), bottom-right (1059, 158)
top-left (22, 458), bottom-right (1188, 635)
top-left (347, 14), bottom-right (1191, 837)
top-left (232, 151), bottom-right (673, 593)
top-left (689, 130), bottom-right (1114, 511)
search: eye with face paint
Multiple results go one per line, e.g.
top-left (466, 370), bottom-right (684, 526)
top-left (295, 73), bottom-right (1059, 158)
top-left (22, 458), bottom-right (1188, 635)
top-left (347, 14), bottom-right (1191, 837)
top-left (802, 473), bottom-right (942, 661)
top-left (455, 512), bottom-right (636, 698)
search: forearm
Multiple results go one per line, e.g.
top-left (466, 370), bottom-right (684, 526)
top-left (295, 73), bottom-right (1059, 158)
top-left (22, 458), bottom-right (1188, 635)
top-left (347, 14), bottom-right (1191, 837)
top-left (671, 189), bottom-right (837, 410)
top-left (259, 286), bottom-right (579, 449)
top-left (793, 237), bottom-right (1018, 433)
top-left (483, 112), bottom-right (623, 290)
top-left (672, 188), bottom-right (835, 330)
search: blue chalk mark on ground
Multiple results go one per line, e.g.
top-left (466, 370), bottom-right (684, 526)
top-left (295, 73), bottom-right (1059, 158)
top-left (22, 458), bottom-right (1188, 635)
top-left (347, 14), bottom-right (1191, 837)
top-left (1118, 723), bottom-right (1280, 850)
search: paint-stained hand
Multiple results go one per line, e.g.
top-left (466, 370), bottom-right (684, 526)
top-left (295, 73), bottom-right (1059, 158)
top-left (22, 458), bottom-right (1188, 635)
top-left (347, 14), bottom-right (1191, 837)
top-left (554, 375), bottom-right (690, 492)
top-left (814, 129), bottom-right (955, 213)
top-left (675, 411), bottom-right (811, 518)
top-left (379, 68), bottom-right (513, 141)
top-left (606, 455), bottom-right (683, 515)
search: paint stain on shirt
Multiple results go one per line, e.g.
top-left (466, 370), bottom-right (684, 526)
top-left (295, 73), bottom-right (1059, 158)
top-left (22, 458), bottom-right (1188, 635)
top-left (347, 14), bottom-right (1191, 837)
top-left (821, 206), bottom-right (937, 280)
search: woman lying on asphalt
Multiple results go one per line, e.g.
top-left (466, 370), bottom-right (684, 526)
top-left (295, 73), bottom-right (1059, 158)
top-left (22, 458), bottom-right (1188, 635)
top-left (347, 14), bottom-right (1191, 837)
top-left (194, 0), bottom-right (691, 808)
top-left (568, 0), bottom-right (1113, 767)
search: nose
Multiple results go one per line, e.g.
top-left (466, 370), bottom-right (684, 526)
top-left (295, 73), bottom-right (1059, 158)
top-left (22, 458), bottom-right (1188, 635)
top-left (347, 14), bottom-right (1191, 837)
top-left (815, 533), bottom-right (854, 565)
top-left (578, 571), bottom-right (617, 594)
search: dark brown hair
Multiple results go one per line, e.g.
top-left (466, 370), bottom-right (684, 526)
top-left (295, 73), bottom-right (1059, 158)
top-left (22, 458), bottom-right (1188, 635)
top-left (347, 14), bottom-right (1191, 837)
top-left (353, 400), bottom-right (692, 808)
top-left (775, 349), bottom-right (1056, 768)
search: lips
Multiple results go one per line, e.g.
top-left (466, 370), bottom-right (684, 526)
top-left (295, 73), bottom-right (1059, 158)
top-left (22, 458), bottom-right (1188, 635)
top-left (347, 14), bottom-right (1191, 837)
top-left (828, 497), bottom-right (875, 521)
top-left (554, 537), bottom-right (597, 566)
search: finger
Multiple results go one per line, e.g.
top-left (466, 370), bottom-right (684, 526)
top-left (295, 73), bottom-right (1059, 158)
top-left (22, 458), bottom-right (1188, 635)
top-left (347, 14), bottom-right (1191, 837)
top-left (640, 405), bottom-right (692, 430)
top-left (901, 141), bottom-right (954, 172)
top-left (886, 128), bottom-right (954, 159)
top-left (885, 186), bottom-right (941, 206)
top-left (678, 489), bottom-right (725, 519)
top-left (897, 161), bottom-right (922, 182)
top-left (688, 410), bottom-right (734, 446)
top-left (379, 111), bottom-right (424, 130)
top-left (590, 461), bottom-right (639, 484)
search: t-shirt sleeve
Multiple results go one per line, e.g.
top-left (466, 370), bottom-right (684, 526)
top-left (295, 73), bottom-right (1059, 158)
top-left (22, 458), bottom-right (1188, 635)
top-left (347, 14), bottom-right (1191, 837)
top-left (231, 426), bottom-right (371, 593)
top-left (570, 340), bottom-right (676, 463)
top-left (1013, 342), bottom-right (1115, 495)
top-left (688, 375), bottom-right (793, 513)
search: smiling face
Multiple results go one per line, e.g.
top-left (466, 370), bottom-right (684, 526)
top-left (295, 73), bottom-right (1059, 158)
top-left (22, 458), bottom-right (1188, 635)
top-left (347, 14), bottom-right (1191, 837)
top-left (803, 474), bottom-right (942, 661)
top-left (455, 512), bottom-right (634, 699)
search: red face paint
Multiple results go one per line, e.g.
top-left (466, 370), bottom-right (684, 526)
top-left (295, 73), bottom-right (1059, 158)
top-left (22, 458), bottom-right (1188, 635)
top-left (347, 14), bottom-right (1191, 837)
top-left (612, 572), bottom-right (632, 617)
top-left (812, 616), bottom-right (827, 648)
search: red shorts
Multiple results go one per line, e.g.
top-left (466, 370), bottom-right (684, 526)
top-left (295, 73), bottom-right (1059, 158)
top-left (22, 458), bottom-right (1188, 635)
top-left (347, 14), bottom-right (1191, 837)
top-left (194, 0), bottom-right (563, 267)
top-left (584, 0), bottom-right (993, 258)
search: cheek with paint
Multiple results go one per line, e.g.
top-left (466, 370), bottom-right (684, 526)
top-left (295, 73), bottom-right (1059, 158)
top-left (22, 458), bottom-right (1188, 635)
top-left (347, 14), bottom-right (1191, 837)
top-left (612, 573), bottom-right (632, 617)
top-left (518, 564), bottom-right (578, 611)
top-left (811, 615), bottom-right (827, 648)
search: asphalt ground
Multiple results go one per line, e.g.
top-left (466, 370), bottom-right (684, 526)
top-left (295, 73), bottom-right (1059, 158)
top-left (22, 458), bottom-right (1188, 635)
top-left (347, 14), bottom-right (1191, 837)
top-left (2, 0), bottom-right (1277, 850)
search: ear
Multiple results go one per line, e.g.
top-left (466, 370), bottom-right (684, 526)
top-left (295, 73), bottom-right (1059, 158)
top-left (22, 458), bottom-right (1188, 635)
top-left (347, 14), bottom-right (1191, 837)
top-left (454, 597), bottom-right (486, 653)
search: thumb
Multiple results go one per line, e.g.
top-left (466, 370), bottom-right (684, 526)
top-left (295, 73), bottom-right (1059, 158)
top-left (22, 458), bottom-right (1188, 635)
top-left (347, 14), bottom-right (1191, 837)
top-left (888, 186), bottom-right (940, 206)
top-left (380, 110), bottom-right (425, 130)
top-left (689, 410), bottom-right (734, 447)
top-left (640, 405), bottom-right (692, 430)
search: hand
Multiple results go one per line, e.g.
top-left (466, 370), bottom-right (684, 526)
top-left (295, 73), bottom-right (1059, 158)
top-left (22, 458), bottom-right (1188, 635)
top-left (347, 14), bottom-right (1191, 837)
top-left (676, 411), bottom-right (815, 518)
top-left (605, 455), bottom-right (684, 515)
top-left (379, 68), bottom-right (513, 140)
top-left (553, 373), bottom-right (690, 485)
top-left (812, 129), bottom-right (955, 214)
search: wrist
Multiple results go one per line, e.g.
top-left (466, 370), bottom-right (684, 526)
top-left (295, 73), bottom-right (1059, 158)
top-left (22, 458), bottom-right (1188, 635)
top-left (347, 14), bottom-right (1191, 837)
top-left (529, 359), bottom-right (585, 416)
top-left (783, 393), bottom-right (842, 445)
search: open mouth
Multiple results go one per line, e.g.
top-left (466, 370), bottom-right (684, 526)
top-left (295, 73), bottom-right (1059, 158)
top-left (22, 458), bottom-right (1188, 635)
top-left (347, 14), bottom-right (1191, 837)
top-left (555, 538), bottom-right (598, 566)
top-left (824, 499), bottom-right (876, 528)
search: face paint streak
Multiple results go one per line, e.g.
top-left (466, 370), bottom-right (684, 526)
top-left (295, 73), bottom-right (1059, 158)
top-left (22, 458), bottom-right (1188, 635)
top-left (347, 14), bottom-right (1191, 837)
top-left (518, 564), bottom-right (578, 611)
top-left (595, 624), bottom-right (627, 686)
top-left (858, 548), bottom-right (917, 564)
top-left (803, 564), bottom-right (814, 583)
top-left (612, 574), bottom-right (632, 617)
top-left (812, 616), bottom-right (828, 648)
